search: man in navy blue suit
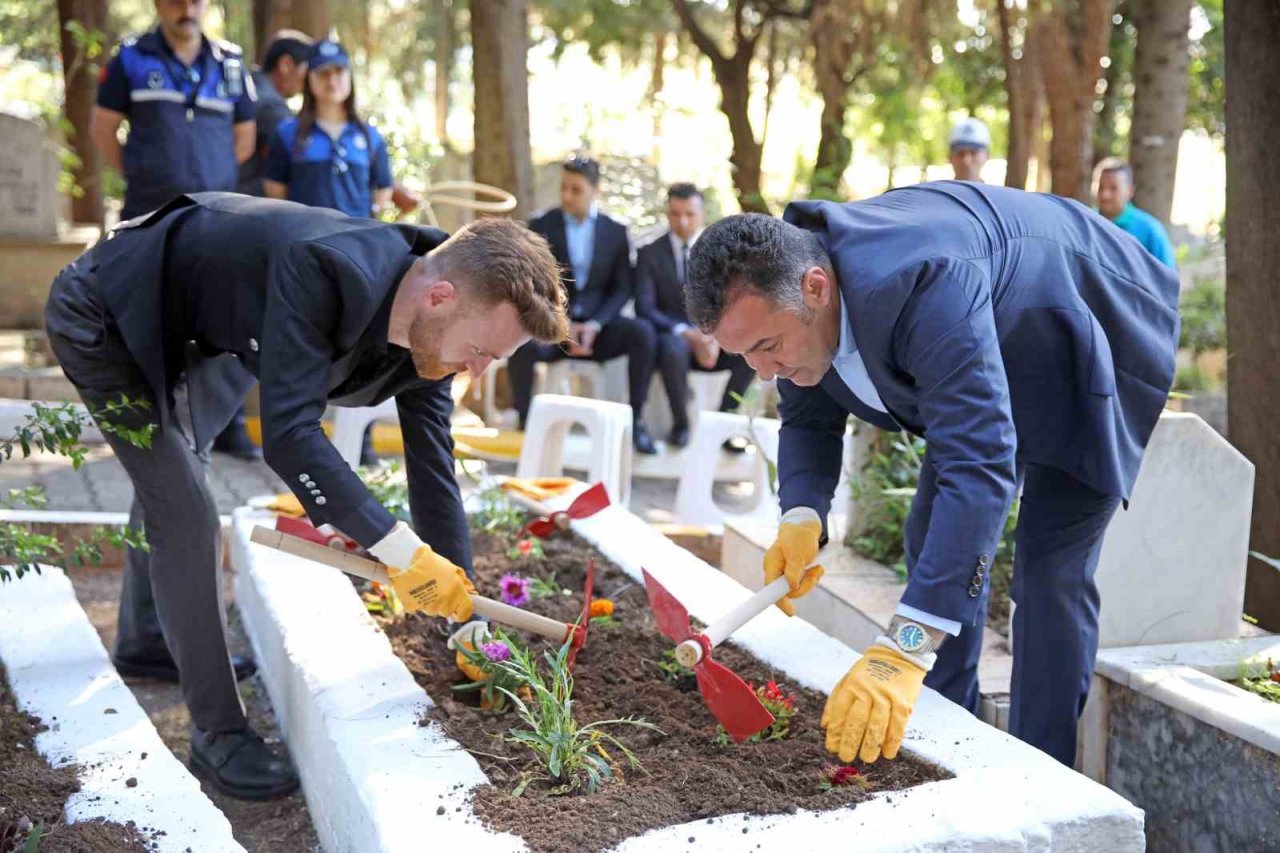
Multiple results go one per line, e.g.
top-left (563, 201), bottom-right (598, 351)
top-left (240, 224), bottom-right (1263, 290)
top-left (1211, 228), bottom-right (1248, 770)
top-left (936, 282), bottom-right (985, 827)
top-left (685, 181), bottom-right (1180, 767)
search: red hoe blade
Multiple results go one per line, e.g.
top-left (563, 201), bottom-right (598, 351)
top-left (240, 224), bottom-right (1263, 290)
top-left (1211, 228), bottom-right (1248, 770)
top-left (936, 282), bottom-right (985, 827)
top-left (521, 482), bottom-right (611, 539)
top-left (564, 556), bottom-right (596, 670)
top-left (642, 569), bottom-right (794, 742)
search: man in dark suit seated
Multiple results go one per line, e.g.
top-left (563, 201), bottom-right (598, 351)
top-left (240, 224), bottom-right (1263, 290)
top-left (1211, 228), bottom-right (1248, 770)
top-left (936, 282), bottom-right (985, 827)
top-left (636, 183), bottom-right (755, 447)
top-left (44, 194), bottom-right (567, 800)
top-left (507, 155), bottom-right (658, 454)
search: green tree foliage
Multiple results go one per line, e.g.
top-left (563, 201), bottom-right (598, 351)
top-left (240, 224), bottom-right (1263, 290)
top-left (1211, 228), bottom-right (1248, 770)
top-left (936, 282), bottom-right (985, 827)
top-left (1186, 0), bottom-right (1224, 138)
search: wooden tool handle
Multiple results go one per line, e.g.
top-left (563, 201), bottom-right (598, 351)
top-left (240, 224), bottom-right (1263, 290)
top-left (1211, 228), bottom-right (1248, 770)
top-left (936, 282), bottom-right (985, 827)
top-left (675, 576), bottom-right (792, 667)
top-left (249, 526), bottom-right (572, 642)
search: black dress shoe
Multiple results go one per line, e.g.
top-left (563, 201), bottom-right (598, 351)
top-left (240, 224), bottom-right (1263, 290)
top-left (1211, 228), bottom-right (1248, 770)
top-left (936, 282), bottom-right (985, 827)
top-left (633, 422), bottom-right (658, 455)
top-left (668, 424), bottom-right (691, 448)
top-left (211, 420), bottom-right (262, 461)
top-left (359, 425), bottom-right (379, 467)
top-left (189, 726), bottom-right (300, 801)
top-left (114, 654), bottom-right (258, 683)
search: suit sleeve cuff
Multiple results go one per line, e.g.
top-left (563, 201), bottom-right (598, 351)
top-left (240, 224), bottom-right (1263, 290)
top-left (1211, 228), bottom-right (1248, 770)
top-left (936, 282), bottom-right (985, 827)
top-left (895, 603), bottom-right (963, 637)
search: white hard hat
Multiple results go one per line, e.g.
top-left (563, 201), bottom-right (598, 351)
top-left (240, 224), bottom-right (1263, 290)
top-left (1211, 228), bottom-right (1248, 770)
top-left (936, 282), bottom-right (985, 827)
top-left (949, 117), bottom-right (991, 150)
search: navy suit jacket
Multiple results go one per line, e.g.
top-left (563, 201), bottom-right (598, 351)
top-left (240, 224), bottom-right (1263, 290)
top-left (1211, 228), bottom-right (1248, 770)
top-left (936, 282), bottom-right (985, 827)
top-left (73, 192), bottom-right (470, 568)
top-left (777, 182), bottom-right (1180, 625)
top-left (634, 232), bottom-right (690, 332)
top-left (530, 208), bottom-right (632, 326)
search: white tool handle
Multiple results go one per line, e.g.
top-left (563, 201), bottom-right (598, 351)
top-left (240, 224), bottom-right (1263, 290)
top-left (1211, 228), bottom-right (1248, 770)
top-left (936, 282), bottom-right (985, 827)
top-left (250, 526), bottom-right (572, 642)
top-left (674, 575), bottom-right (793, 667)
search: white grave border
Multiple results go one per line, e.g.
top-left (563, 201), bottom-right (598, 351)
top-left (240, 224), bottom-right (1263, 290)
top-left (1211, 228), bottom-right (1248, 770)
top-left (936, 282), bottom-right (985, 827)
top-left (0, 566), bottom-right (244, 852)
top-left (231, 486), bottom-right (1144, 852)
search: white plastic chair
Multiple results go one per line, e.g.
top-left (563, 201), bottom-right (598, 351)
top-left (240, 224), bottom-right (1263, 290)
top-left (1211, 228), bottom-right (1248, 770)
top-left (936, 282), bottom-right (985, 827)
top-left (516, 394), bottom-right (634, 505)
top-left (330, 398), bottom-right (398, 470)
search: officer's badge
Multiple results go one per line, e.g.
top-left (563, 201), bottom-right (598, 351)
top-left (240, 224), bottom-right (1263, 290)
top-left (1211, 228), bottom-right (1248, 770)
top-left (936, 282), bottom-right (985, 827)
top-left (147, 70), bottom-right (164, 89)
top-left (353, 134), bottom-right (367, 150)
top-left (320, 42), bottom-right (339, 56)
top-left (223, 58), bottom-right (244, 96)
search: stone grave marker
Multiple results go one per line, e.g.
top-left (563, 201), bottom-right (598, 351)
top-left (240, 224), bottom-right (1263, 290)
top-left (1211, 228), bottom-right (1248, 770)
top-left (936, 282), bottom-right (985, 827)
top-left (0, 112), bottom-right (60, 239)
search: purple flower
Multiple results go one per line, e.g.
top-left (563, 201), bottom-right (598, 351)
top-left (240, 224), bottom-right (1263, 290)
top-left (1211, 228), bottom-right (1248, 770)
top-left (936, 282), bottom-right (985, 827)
top-left (481, 642), bottom-right (511, 663)
top-left (499, 573), bottom-right (531, 607)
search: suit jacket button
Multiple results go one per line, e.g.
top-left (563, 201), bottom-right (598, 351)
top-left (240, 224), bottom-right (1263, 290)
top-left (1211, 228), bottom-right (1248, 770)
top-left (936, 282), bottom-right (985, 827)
top-left (299, 474), bottom-right (309, 483)
top-left (249, 338), bottom-right (259, 352)
top-left (967, 586), bottom-right (980, 598)
top-left (978, 554), bottom-right (990, 567)
top-left (972, 574), bottom-right (984, 586)
top-left (310, 489), bottom-right (321, 496)
top-left (315, 496), bottom-right (327, 506)
top-left (976, 565), bottom-right (987, 576)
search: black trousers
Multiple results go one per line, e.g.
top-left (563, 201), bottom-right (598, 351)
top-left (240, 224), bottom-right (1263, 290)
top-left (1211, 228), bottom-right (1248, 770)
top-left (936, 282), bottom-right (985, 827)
top-left (506, 316), bottom-right (656, 425)
top-left (655, 331), bottom-right (756, 429)
top-left (44, 265), bottom-right (248, 734)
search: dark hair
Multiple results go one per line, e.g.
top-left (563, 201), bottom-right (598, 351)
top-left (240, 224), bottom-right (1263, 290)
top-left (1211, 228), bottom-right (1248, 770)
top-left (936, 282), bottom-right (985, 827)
top-left (294, 46), bottom-right (364, 158)
top-left (685, 214), bottom-right (828, 331)
top-left (562, 155), bottom-right (601, 187)
top-left (1096, 157), bottom-right (1134, 186)
top-left (667, 182), bottom-right (703, 203)
top-left (261, 30), bottom-right (314, 72)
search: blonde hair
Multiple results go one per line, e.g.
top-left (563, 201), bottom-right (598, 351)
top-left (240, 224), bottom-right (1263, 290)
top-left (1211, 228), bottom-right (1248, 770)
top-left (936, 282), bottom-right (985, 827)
top-left (430, 217), bottom-right (568, 343)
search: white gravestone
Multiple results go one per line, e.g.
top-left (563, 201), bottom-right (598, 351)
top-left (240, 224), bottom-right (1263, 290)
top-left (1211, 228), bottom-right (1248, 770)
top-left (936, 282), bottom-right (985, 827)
top-left (1094, 411), bottom-right (1255, 648)
top-left (0, 112), bottom-right (60, 239)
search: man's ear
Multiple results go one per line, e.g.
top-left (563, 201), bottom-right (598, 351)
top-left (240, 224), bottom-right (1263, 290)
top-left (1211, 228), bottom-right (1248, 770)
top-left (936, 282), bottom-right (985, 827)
top-left (423, 280), bottom-right (457, 310)
top-left (801, 266), bottom-right (834, 309)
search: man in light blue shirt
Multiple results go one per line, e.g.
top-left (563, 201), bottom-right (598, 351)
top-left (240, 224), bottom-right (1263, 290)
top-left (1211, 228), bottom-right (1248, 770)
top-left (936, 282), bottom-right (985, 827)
top-left (511, 156), bottom-right (659, 453)
top-left (1095, 159), bottom-right (1177, 268)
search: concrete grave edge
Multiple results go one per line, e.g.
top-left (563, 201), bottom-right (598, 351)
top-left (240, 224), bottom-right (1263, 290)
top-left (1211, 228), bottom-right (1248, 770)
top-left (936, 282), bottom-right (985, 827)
top-left (0, 566), bottom-right (245, 852)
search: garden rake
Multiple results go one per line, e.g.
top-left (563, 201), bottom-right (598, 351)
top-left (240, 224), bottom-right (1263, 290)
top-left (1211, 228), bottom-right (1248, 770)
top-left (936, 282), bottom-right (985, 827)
top-left (642, 570), bottom-right (796, 742)
top-left (250, 525), bottom-right (597, 667)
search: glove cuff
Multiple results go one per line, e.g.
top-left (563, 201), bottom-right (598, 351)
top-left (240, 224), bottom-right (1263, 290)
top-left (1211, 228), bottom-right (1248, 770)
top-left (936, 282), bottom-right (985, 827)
top-left (368, 521), bottom-right (426, 571)
top-left (873, 635), bottom-right (936, 672)
top-left (780, 506), bottom-right (821, 527)
top-left (447, 620), bottom-right (491, 651)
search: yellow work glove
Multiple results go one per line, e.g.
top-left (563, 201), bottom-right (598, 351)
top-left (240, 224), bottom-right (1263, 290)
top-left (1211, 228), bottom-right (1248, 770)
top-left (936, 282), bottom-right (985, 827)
top-left (822, 642), bottom-right (928, 763)
top-left (369, 522), bottom-right (475, 621)
top-left (266, 492), bottom-right (305, 517)
top-left (501, 477), bottom-right (578, 502)
top-left (763, 506), bottom-right (826, 616)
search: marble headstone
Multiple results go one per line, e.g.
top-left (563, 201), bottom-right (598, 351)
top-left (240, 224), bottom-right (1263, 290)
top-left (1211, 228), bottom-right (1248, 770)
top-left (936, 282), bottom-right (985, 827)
top-left (0, 112), bottom-right (60, 239)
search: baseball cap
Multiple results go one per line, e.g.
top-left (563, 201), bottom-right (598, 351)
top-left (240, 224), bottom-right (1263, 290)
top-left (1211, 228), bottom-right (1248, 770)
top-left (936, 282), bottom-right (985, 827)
top-left (307, 40), bottom-right (350, 72)
top-left (949, 117), bottom-right (991, 151)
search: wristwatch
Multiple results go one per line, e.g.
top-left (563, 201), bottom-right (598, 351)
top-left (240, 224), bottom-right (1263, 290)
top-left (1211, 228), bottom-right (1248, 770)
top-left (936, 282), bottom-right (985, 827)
top-left (887, 616), bottom-right (940, 656)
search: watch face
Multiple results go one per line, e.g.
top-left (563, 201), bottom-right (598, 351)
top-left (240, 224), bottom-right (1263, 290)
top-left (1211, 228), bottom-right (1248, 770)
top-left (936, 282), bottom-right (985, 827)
top-left (896, 622), bottom-right (927, 653)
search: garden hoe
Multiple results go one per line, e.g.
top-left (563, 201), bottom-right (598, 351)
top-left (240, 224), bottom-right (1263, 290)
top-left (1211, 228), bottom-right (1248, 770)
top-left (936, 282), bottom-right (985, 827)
top-left (505, 480), bottom-right (612, 539)
top-left (250, 525), bottom-right (597, 667)
top-left (642, 570), bottom-right (796, 742)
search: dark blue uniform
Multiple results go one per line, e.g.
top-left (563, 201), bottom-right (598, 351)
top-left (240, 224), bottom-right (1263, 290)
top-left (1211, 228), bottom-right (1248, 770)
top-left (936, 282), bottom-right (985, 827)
top-left (97, 28), bottom-right (256, 218)
top-left (265, 118), bottom-right (393, 217)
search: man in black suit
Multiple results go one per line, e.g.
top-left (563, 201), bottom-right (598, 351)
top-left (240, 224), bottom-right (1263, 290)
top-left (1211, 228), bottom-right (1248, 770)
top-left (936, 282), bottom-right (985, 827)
top-left (636, 184), bottom-right (755, 447)
top-left (508, 155), bottom-right (659, 453)
top-left (44, 193), bottom-right (567, 800)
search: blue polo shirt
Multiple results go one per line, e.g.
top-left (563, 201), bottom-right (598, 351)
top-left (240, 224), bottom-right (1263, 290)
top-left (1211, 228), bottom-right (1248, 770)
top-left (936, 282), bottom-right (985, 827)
top-left (1106, 202), bottom-right (1176, 268)
top-left (97, 28), bottom-right (256, 218)
top-left (264, 118), bottom-right (393, 218)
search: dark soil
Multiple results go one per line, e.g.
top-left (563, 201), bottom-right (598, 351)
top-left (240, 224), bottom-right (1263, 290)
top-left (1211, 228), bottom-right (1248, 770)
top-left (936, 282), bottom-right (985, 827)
top-left (383, 527), bottom-right (952, 853)
top-left (0, 664), bottom-right (152, 853)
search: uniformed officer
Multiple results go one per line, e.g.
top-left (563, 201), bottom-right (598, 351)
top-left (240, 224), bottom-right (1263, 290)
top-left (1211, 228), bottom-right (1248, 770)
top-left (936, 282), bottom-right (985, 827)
top-left (89, 0), bottom-right (257, 219)
top-left (237, 30), bottom-right (313, 197)
top-left (44, 193), bottom-right (568, 799)
top-left (685, 182), bottom-right (1180, 769)
top-left (264, 40), bottom-right (394, 219)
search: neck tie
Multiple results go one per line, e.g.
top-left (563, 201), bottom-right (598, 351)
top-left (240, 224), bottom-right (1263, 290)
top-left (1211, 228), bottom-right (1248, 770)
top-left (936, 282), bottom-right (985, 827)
top-left (680, 242), bottom-right (690, 285)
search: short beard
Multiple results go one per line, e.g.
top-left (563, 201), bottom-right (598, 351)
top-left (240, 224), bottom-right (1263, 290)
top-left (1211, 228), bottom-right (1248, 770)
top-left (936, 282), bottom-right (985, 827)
top-left (408, 312), bottom-right (457, 379)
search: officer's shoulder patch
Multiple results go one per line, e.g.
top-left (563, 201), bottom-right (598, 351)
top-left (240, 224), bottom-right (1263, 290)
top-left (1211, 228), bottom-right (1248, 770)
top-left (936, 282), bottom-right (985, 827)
top-left (121, 35), bottom-right (139, 48)
top-left (214, 39), bottom-right (244, 56)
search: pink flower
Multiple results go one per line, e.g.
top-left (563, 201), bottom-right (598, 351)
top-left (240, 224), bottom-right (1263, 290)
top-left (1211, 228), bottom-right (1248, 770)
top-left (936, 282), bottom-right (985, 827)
top-left (500, 573), bottom-right (531, 607)
top-left (481, 642), bottom-right (511, 662)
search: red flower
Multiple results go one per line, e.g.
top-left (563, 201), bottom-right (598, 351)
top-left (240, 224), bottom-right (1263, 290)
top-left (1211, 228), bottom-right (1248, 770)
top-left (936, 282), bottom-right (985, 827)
top-left (517, 539), bottom-right (533, 555)
top-left (830, 766), bottom-right (861, 786)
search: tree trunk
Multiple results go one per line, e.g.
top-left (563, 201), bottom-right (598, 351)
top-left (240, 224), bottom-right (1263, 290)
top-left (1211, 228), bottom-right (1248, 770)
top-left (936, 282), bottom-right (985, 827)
top-left (649, 30), bottom-right (669, 160)
top-left (1040, 0), bottom-right (1114, 201)
top-left (1225, 0), bottom-right (1280, 630)
top-left (1128, 0), bottom-right (1192, 224)
top-left (997, 1), bottom-right (1042, 190)
top-left (253, 0), bottom-right (327, 57)
top-left (434, 0), bottom-right (456, 149)
top-left (56, 0), bottom-right (108, 226)
top-left (810, 0), bottom-right (872, 200)
top-left (470, 0), bottom-right (534, 217)
top-left (671, 0), bottom-right (770, 213)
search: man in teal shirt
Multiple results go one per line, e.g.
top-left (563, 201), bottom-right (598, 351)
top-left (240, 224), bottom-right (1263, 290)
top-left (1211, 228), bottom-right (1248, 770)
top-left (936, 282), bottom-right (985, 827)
top-left (1095, 158), bottom-right (1176, 268)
